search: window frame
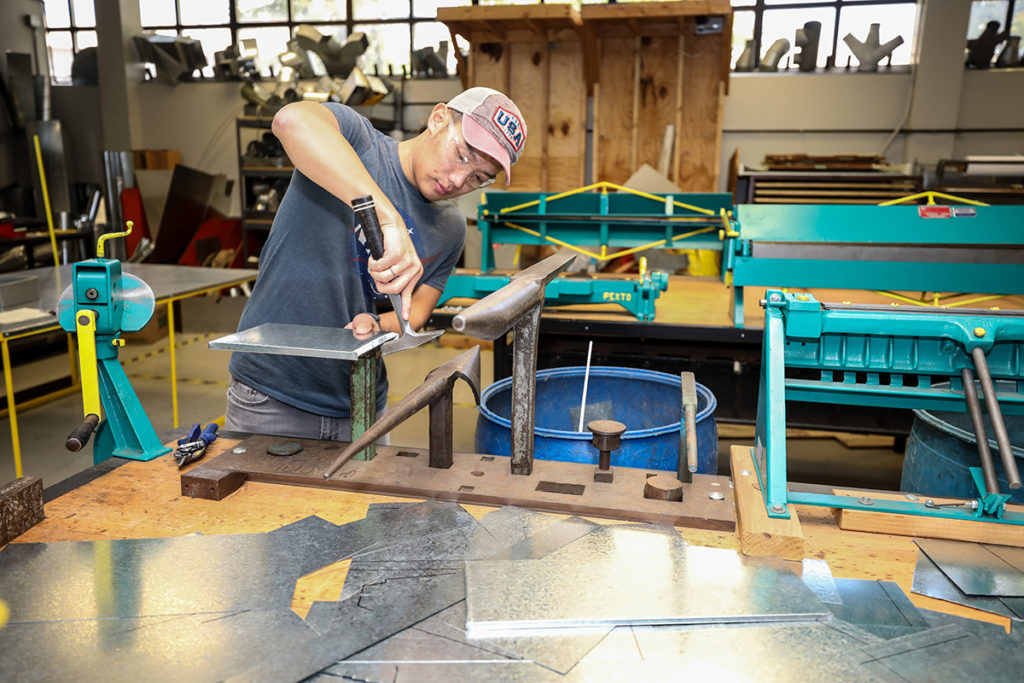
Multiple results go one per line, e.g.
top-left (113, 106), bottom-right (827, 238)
top-left (731, 0), bottom-right (920, 72)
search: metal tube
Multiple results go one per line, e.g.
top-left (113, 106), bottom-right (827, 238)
top-left (961, 367), bottom-right (1000, 496)
top-left (971, 347), bottom-right (1022, 489)
top-left (511, 302), bottom-right (542, 475)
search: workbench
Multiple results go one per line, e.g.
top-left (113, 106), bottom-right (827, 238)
top-left (1, 436), bottom-right (1016, 679)
top-left (432, 275), bottom-right (1024, 436)
top-left (0, 263), bottom-right (259, 478)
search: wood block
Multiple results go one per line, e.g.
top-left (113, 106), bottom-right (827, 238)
top-left (0, 476), bottom-right (44, 546)
top-left (730, 445), bottom-right (804, 561)
top-left (834, 488), bottom-right (1024, 547)
top-left (180, 467), bottom-right (248, 500)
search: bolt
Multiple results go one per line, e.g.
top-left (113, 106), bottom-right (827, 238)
top-left (858, 496), bottom-right (874, 506)
top-left (974, 327), bottom-right (986, 338)
top-left (769, 504), bottom-right (786, 514)
top-left (85, 288), bottom-right (99, 300)
top-left (708, 491), bottom-right (725, 501)
top-left (232, 447), bottom-right (247, 454)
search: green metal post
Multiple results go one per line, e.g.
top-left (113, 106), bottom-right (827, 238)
top-left (350, 350), bottom-right (379, 460)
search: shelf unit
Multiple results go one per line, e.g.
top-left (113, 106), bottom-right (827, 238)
top-left (236, 116), bottom-right (294, 264)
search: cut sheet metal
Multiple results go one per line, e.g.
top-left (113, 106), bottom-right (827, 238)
top-left (483, 515), bottom-right (600, 561)
top-left (564, 622), bottom-right (882, 683)
top-left (477, 505), bottom-right (563, 547)
top-left (915, 538), bottom-right (1024, 597)
top-left (418, 600), bottom-right (610, 676)
top-left (344, 625), bottom-right (513, 664)
top-left (541, 523), bottom-right (688, 563)
top-left (801, 559), bottom-right (844, 606)
top-left (208, 322), bottom-right (396, 360)
top-left (315, 660), bottom-right (562, 682)
top-left (826, 579), bottom-right (930, 640)
top-left (241, 571), bottom-right (468, 683)
top-left (0, 608), bottom-right (320, 682)
top-left (465, 545), bottom-right (830, 635)
top-left (910, 551), bottom-right (1019, 620)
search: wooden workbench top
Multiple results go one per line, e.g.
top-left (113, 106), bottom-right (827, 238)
top-left (5, 437), bottom-right (1010, 631)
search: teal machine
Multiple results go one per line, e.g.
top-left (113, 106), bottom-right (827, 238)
top-left (754, 290), bottom-right (1024, 525)
top-left (439, 182), bottom-right (733, 321)
top-left (57, 224), bottom-right (171, 464)
top-left (725, 202), bottom-right (1024, 327)
top-left (451, 186), bottom-right (1024, 325)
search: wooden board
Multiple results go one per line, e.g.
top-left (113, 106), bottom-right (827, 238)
top-left (182, 435), bottom-right (738, 532)
top-left (834, 488), bottom-right (1024, 547)
top-left (0, 476), bottom-right (43, 545)
top-left (730, 445), bottom-right (804, 561)
top-left (595, 37), bottom-right (637, 184)
top-left (678, 24), bottom-right (724, 191)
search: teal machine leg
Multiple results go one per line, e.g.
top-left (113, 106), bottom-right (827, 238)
top-left (753, 290), bottom-right (1024, 526)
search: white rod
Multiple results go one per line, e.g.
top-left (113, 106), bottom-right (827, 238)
top-left (578, 341), bottom-right (594, 432)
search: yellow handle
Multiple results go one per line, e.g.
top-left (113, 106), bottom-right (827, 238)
top-left (97, 221), bottom-right (134, 258)
top-left (75, 309), bottom-right (102, 418)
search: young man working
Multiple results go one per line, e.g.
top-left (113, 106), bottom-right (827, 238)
top-left (225, 87), bottom-right (527, 441)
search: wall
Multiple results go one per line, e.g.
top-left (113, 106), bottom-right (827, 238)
top-left (0, 0), bottom-right (48, 201)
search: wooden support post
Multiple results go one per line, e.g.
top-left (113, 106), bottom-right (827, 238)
top-left (730, 445), bottom-right (804, 561)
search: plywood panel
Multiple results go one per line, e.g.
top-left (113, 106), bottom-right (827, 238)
top-left (677, 23), bottom-right (724, 191)
top-left (596, 37), bottom-right (638, 184)
top-left (547, 37), bottom-right (587, 189)
top-left (508, 41), bottom-right (549, 192)
top-left (636, 34), bottom-right (680, 176)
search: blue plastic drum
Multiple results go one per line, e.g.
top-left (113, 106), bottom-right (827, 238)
top-left (475, 366), bottom-right (718, 473)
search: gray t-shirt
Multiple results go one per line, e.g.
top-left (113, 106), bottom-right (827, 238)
top-left (229, 103), bottom-right (465, 416)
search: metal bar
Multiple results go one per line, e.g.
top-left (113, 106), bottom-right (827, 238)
top-left (429, 391), bottom-right (454, 469)
top-left (510, 303), bottom-right (542, 475)
top-left (972, 347), bottom-right (1022, 489)
top-left (962, 367), bottom-right (1000, 495)
top-left (681, 371), bottom-right (698, 479)
top-left (350, 352), bottom-right (379, 462)
top-left (167, 301), bottom-right (178, 429)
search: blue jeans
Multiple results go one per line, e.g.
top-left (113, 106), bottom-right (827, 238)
top-left (225, 377), bottom-right (389, 444)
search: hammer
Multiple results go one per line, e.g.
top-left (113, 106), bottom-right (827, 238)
top-left (352, 194), bottom-right (443, 355)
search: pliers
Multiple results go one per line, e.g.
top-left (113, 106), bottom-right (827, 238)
top-left (174, 422), bottom-right (219, 468)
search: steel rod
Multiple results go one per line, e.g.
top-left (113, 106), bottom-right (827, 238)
top-left (961, 367), bottom-right (1000, 496)
top-left (971, 347), bottom-right (1022, 489)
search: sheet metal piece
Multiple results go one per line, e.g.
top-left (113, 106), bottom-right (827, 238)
top-left (826, 579), bottom-right (930, 640)
top-left (801, 558), bottom-right (844, 606)
top-left (315, 660), bottom-right (562, 682)
top-left (915, 538), bottom-right (1024, 597)
top-left (540, 523), bottom-right (687, 563)
top-left (239, 572), bottom-right (467, 683)
top-left (418, 600), bottom-right (609, 676)
top-left (465, 545), bottom-right (830, 635)
top-left (0, 608), bottom-right (321, 682)
top-left (565, 622), bottom-right (882, 683)
top-left (910, 551), bottom-right (1019, 620)
top-left (208, 322), bottom-right (396, 360)
top-left (345, 625), bottom-right (514, 664)
top-left (859, 623), bottom-right (970, 662)
top-left (0, 500), bottom-right (472, 624)
top-left (476, 505), bottom-right (563, 547)
top-left (483, 515), bottom-right (600, 561)
top-left (863, 614), bottom-right (1024, 681)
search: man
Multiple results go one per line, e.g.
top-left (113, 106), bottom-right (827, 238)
top-left (225, 87), bottom-right (527, 441)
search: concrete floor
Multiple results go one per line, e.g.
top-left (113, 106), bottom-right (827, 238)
top-left (0, 295), bottom-right (905, 493)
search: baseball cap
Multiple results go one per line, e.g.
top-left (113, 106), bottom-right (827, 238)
top-left (446, 87), bottom-right (526, 186)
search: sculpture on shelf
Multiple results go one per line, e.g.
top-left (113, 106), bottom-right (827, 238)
top-left (794, 21), bottom-right (821, 72)
top-left (758, 38), bottom-right (790, 72)
top-left (995, 36), bottom-right (1021, 68)
top-left (843, 23), bottom-right (904, 71)
top-left (966, 21), bottom-right (1008, 68)
top-left (735, 39), bottom-right (756, 72)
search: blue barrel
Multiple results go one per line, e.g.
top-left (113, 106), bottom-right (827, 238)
top-left (475, 366), bottom-right (718, 473)
top-left (901, 409), bottom-right (1024, 503)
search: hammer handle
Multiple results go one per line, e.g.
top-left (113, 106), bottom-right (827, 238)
top-left (352, 195), bottom-right (385, 261)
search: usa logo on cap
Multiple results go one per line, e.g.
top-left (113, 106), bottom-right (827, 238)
top-left (492, 107), bottom-right (524, 151)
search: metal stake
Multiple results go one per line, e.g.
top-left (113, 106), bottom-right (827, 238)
top-left (971, 347), bottom-right (1022, 489)
top-left (961, 367), bottom-right (1000, 495)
